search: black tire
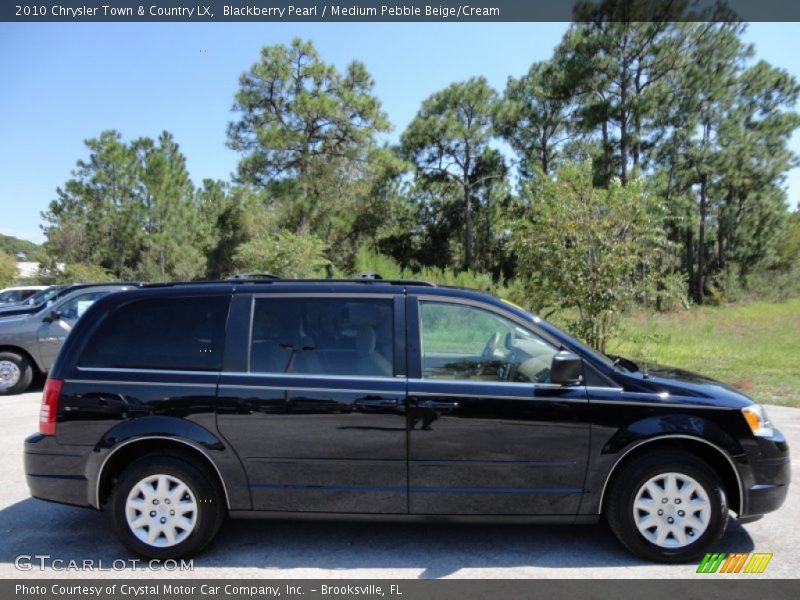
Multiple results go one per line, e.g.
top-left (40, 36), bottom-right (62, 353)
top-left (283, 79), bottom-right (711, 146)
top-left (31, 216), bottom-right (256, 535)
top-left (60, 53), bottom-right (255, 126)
top-left (0, 351), bottom-right (34, 395)
top-left (606, 451), bottom-right (728, 563)
top-left (111, 453), bottom-right (225, 559)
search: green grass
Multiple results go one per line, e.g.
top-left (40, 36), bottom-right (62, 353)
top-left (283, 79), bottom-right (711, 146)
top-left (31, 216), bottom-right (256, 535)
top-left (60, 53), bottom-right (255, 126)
top-left (607, 299), bottom-right (800, 407)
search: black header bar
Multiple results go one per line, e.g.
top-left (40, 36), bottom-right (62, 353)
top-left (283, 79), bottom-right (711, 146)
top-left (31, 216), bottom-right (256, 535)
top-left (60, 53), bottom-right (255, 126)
top-left (5, 0), bottom-right (800, 23)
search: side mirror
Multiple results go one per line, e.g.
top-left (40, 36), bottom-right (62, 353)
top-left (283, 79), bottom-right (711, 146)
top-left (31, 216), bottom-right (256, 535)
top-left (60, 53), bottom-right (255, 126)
top-left (551, 351), bottom-right (583, 386)
top-left (44, 310), bottom-right (61, 323)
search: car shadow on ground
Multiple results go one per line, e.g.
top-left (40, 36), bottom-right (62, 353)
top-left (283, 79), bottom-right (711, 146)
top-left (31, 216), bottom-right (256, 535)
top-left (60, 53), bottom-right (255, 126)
top-left (0, 498), bottom-right (755, 578)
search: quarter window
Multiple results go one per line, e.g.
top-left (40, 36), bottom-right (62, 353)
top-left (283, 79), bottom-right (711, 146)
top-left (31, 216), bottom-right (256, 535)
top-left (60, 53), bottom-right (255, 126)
top-left (78, 296), bottom-right (229, 371)
top-left (419, 301), bottom-right (558, 383)
top-left (250, 297), bottom-right (394, 377)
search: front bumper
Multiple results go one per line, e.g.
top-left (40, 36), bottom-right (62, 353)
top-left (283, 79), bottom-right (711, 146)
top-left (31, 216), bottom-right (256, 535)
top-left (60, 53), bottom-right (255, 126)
top-left (24, 433), bottom-right (93, 508)
top-left (740, 429), bottom-right (791, 518)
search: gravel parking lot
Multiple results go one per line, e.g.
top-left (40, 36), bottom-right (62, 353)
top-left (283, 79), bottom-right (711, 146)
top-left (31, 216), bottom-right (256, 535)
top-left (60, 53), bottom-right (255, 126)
top-left (1, 388), bottom-right (796, 579)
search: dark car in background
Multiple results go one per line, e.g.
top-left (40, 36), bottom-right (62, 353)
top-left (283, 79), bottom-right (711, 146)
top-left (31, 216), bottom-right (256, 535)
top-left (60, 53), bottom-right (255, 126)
top-left (23, 278), bottom-right (790, 563)
top-left (0, 284), bottom-right (134, 394)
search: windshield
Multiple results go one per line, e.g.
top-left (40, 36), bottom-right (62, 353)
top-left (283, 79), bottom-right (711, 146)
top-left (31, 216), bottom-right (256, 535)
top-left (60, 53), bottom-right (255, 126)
top-left (0, 290), bottom-right (24, 303)
top-left (501, 299), bottom-right (632, 372)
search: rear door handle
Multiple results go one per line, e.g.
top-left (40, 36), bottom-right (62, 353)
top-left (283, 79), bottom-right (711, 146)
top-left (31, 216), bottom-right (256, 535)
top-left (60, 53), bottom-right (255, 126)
top-left (418, 399), bottom-right (459, 410)
top-left (358, 397), bottom-right (399, 407)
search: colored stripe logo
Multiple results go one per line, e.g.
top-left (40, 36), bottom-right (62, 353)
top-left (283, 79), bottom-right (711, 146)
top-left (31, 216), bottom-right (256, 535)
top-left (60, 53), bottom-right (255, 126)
top-left (697, 552), bottom-right (772, 574)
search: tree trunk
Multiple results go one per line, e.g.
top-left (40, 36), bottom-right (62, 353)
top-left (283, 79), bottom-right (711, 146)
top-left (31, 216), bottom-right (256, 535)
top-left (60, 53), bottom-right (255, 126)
top-left (633, 61), bottom-right (642, 169)
top-left (696, 173), bottom-right (708, 304)
top-left (686, 227), bottom-right (694, 298)
top-left (619, 62), bottom-right (629, 186)
top-left (464, 184), bottom-right (473, 270)
top-left (540, 131), bottom-right (549, 174)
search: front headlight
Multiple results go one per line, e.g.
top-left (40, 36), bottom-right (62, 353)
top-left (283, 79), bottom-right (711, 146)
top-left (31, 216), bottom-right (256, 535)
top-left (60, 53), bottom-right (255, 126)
top-left (742, 404), bottom-right (774, 438)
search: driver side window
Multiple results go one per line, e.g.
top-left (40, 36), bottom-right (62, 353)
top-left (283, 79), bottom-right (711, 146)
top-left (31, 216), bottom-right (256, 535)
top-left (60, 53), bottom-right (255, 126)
top-left (419, 301), bottom-right (558, 383)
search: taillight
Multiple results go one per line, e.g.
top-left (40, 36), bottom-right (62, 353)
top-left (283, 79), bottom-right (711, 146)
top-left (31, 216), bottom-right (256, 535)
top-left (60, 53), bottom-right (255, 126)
top-left (39, 378), bottom-right (63, 436)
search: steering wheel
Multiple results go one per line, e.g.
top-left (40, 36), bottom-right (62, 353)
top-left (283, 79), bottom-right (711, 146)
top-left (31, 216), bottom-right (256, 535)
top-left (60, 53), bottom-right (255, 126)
top-left (481, 332), bottom-right (501, 360)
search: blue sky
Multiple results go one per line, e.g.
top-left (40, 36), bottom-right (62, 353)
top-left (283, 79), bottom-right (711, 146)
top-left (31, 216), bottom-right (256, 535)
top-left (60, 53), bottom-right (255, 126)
top-left (1, 22), bottom-right (798, 244)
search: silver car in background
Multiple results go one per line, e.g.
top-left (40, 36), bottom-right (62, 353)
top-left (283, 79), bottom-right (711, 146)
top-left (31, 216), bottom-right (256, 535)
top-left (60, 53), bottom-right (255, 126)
top-left (0, 284), bottom-right (133, 394)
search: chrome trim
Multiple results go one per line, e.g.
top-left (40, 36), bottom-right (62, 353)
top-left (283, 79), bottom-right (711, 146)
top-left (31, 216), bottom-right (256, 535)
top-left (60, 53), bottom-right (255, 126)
top-left (597, 434), bottom-right (744, 515)
top-left (77, 366), bottom-right (219, 376)
top-left (65, 379), bottom-right (214, 388)
top-left (410, 390), bottom-right (587, 402)
top-left (409, 377), bottom-right (557, 390)
top-left (250, 292), bottom-right (396, 299)
top-left (590, 399), bottom-right (732, 411)
top-left (220, 384), bottom-right (402, 395)
top-left (225, 371), bottom-right (399, 383)
top-left (94, 436), bottom-right (231, 510)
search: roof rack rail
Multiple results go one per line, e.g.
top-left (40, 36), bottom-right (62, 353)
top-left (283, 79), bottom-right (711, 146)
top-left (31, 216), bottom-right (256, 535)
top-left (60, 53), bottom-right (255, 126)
top-left (143, 277), bottom-right (436, 287)
top-left (227, 272), bottom-right (281, 280)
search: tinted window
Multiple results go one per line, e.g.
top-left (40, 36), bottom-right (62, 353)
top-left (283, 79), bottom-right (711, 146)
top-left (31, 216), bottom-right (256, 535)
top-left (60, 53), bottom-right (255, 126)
top-left (419, 301), bottom-right (558, 383)
top-left (79, 296), bottom-right (229, 371)
top-left (250, 297), bottom-right (394, 377)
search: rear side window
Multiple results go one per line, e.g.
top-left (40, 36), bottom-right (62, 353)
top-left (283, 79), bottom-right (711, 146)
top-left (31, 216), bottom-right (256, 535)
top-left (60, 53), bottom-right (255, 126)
top-left (250, 297), bottom-right (394, 377)
top-left (79, 296), bottom-right (229, 371)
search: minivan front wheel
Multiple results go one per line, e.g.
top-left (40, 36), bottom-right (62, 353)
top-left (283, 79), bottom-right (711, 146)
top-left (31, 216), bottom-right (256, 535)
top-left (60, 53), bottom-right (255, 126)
top-left (111, 454), bottom-right (225, 559)
top-left (0, 351), bottom-right (33, 395)
top-left (606, 452), bottom-right (728, 563)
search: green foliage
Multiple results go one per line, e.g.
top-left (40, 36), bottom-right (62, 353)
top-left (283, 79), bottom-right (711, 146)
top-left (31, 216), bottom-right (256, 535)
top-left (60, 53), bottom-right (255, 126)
top-left (226, 38), bottom-right (400, 270)
top-left (510, 163), bottom-right (679, 352)
top-left (0, 234), bottom-right (39, 259)
top-left (228, 37), bottom-right (390, 187)
top-left (401, 76), bottom-right (505, 270)
top-left (41, 130), bottom-right (207, 282)
top-left (496, 60), bottom-right (573, 177)
top-left (352, 247), bottom-right (405, 280)
top-left (138, 132), bottom-right (206, 282)
top-left (37, 262), bottom-right (114, 285)
top-left (0, 251), bottom-right (17, 287)
top-left (35, 17), bottom-right (800, 350)
top-left (232, 231), bottom-right (329, 279)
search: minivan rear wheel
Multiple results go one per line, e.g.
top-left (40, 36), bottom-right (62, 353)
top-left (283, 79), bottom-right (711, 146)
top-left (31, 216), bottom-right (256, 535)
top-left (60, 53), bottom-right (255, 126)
top-left (111, 454), bottom-right (225, 559)
top-left (0, 351), bottom-right (33, 395)
top-left (606, 451), bottom-right (728, 563)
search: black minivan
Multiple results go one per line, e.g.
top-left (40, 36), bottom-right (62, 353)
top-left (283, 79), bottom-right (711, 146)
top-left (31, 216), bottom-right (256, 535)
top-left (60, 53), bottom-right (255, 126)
top-left (24, 278), bottom-right (790, 562)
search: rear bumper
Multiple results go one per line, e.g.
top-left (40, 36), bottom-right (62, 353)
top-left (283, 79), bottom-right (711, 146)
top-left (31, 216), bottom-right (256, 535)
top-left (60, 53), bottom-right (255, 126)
top-left (24, 433), bottom-right (93, 508)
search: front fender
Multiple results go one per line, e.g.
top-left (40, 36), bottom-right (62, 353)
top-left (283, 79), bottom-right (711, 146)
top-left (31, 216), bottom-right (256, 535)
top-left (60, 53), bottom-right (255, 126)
top-left (600, 413), bottom-right (744, 457)
top-left (580, 406), bottom-right (749, 515)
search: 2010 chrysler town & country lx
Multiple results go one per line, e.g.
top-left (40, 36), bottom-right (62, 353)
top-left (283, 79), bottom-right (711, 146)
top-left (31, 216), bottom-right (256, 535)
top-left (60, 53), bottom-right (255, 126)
top-left (23, 278), bottom-right (790, 562)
